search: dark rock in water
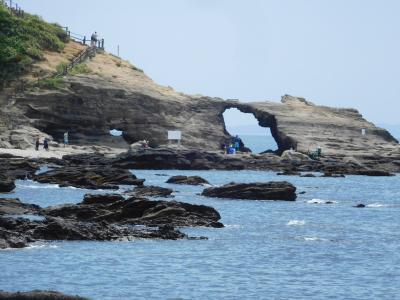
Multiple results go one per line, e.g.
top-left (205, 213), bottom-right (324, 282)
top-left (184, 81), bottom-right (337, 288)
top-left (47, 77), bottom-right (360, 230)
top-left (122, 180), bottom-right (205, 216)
top-left (321, 172), bottom-right (345, 178)
top-left (0, 290), bottom-right (88, 299)
top-left (44, 194), bottom-right (222, 228)
top-left (0, 175), bottom-right (16, 192)
top-left (354, 204), bottom-right (366, 208)
top-left (34, 166), bottom-right (145, 189)
top-left (0, 194), bottom-right (223, 249)
top-left (298, 191), bottom-right (306, 194)
top-left (300, 173), bottom-right (316, 177)
top-left (352, 170), bottom-right (395, 177)
top-left (0, 198), bottom-right (41, 215)
top-left (132, 186), bottom-right (173, 197)
top-left (325, 201), bottom-right (334, 204)
top-left (166, 175), bottom-right (209, 186)
top-left (202, 181), bottom-right (297, 201)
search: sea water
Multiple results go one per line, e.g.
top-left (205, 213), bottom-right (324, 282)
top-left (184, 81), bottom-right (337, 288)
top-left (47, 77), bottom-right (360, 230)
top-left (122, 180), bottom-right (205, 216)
top-left (238, 135), bottom-right (278, 153)
top-left (1, 171), bottom-right (400, 299)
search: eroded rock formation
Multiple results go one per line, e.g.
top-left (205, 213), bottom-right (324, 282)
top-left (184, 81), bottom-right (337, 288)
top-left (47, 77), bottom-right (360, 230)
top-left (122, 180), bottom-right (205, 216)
top-left (0, 193), bottom-right (223, 249)
top-left (1, 43), bottom-right (399, 170)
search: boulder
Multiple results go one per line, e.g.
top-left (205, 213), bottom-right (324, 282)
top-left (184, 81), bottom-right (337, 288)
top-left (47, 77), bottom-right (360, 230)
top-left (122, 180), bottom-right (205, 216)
top-left (34, 166), bottom-right (145, 189)
top-left (281, 150), bottom-right (311, 162)
top-left (44, 194), bottom-right (222, 228)
top-left (202, 181), bottom-right (297, 201)
top-left (81, 193), bottom-right (124, 205)
top-left (352, 170), bottom-right (395, 177)
top-left (0, 198), bottom-right (41, 215)
top-left (0, 174), bottom-right (15, 192)
top-left (132, 186), bottom-right (173, 197)
top-left (166, 175), bottom-right (209, 186)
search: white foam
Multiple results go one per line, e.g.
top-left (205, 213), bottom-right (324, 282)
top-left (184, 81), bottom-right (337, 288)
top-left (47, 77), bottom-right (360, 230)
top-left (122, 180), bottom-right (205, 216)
top-left (224, 224), bottom-right (244, 229)
top-left (307, 198), bottom-right (338, 204)
top-left (302, 236), bottom-right (327, 242)
top-left (287, 219), bottom-right (306, 226)
top-left (20, 184), bottom-right (60, 189)
top-left (26, 243), bottom-right (59, 249)
top-left (366, 203), bottom-right (387, 208)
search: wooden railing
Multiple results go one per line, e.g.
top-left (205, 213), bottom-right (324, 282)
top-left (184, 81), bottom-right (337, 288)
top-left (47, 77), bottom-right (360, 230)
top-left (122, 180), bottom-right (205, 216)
top-left (62, 27), bottom-right (105, 49)
top-left (56, 46), bottom-right (97, 76)
top-left (1, 0), bottom-right (24, 17)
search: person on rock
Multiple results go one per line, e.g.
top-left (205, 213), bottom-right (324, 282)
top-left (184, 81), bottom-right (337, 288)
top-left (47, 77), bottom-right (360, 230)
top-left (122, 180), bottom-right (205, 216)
top-left (43, 138), bottom-right (49, 151)
top-left (63, 131), bottom-right (69, 147)
top-left (233, 135), bottom-right (241, 151)
top-left (35, 137), bottom-right (40, 151)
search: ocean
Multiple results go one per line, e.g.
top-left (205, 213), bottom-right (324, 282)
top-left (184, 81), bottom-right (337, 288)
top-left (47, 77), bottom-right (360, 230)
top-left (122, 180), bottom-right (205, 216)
top-left (239, 134), bottom-right (278, 153)
top-left (1, 169), bottom-right (399, 299)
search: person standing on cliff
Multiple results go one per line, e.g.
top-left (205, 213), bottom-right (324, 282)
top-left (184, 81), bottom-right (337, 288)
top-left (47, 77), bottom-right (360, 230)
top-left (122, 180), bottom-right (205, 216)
top-left (63, 131), bottom-right (69, 147)
top-left (90, 32), bottom-right (98, 47)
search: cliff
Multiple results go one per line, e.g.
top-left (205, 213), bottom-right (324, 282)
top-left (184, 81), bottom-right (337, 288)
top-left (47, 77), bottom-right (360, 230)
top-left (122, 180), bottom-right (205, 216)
top-left (1, 40), bottom-right (399, 167)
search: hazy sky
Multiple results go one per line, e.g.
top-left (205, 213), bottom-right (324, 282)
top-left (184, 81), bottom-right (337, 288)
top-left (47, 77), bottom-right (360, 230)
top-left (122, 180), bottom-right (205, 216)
top-left (18, 0), bottom-right (400, 126)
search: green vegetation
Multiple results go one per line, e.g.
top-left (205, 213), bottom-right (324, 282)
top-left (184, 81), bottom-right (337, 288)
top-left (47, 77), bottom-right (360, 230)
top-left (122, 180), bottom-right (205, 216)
top-left (56, 62), bottom-right (67, 74)
top-left (37, 77), bottom-right (65, 90)
top-left (0, 3), bottom-right (68, 87)
top-left (69, 63), bottom-right (91, 75)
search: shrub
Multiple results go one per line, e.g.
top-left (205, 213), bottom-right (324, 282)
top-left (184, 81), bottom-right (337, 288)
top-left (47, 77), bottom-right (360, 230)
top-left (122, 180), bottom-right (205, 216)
top-left (69, 63), bottom-right (91, 75)
top-left (37, 77), bottom-right (65, 90)
top-left (0, 3), bottom-right (67, 87)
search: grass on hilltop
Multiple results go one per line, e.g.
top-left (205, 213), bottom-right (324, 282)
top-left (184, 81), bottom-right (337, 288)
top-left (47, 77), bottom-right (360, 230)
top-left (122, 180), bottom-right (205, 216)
top-left (0, 3), bottom-right (68, 88)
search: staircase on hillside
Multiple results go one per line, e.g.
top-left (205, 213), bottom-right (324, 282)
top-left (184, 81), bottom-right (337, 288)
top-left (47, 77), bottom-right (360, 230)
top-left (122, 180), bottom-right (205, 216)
top-left (57, 45), bottom-right (98, 77)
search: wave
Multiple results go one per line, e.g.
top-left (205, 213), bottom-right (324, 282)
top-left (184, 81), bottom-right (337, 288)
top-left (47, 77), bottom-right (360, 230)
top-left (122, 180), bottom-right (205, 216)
top-left (19, 184), bottom-right (60, 189)
top-left (224, 224), bottom-right (244, 229)
top-left (26, 243), bottom-right (59, 250)
top-left (307, 198), bottom-right (338, 204)
top-left (366, 203), bottom-right (387, 208)
top-left (287, 219), bottom-right (306, 226)
top-left (298, 236), bottom-right (327, 242)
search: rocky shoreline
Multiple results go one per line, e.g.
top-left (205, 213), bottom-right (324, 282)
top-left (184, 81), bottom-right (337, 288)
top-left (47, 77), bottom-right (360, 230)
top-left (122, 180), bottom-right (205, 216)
top-left (0, 193), bottom-right (223, 249)
top-left (0, 146), bottom-right (398, 250)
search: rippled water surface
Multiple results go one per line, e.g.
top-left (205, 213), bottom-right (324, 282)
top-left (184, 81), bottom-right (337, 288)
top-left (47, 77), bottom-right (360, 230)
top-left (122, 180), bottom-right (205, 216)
top-left (1, 170), bottom-right (400, 299)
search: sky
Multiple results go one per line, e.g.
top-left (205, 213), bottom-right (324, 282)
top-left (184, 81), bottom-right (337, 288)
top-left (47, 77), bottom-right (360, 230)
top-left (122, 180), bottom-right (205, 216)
top-left (17, 0), bottom-right (400, 128)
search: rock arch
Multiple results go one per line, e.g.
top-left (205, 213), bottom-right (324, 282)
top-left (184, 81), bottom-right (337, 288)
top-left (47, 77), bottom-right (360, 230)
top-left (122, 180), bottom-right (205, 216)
top-left (221, 102), bottom-right (296, 155)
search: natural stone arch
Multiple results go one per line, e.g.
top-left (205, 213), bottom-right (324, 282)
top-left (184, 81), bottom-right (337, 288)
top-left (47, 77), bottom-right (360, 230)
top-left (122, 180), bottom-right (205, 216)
top-left (221, 102), bottom-right (297, 155)
top-left (222, 107), bottom-right (278, 153)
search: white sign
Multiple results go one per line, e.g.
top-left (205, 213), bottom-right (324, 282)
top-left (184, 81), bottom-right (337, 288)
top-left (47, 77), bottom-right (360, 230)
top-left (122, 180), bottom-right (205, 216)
top-left (168, 130), bottom-right (181, 140)
top-left (361, 128), bottom-right (366, 136)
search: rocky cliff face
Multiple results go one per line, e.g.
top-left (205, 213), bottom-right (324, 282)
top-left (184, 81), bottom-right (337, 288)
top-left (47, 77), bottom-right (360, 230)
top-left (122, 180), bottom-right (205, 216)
top-left (1, 45), bottom-right (399, 163)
